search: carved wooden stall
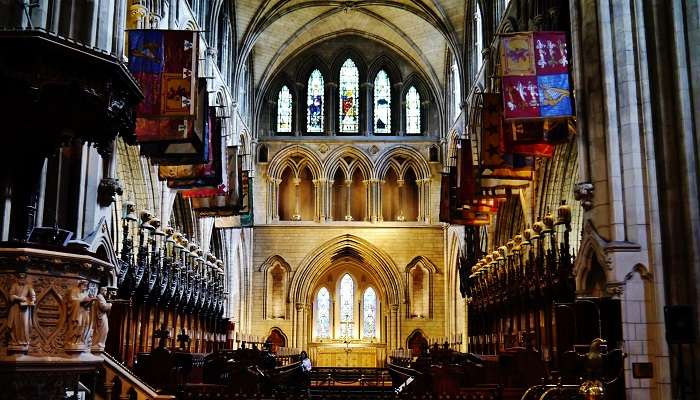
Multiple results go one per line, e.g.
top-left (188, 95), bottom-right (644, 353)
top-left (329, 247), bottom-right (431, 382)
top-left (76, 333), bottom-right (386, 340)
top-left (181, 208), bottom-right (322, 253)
top-left (107, 209), bottom-right (229, 367)
top-left (466, 205), bottom-right (626, 398)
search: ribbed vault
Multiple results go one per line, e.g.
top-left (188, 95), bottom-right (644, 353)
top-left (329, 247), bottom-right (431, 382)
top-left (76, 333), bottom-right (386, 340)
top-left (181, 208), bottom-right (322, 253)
top-left (234, 0), bottom-right (467, 91)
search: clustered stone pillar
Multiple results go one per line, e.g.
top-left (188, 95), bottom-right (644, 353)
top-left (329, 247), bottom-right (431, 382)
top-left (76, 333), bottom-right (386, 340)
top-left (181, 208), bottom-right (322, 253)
top-left (344, 179), bottom-right (353, 221)
top-left (417, 178), bottom-right (431, 222)
top-left (393, 81), bottom-right (404, 136)
top-left (291, 177), bottom-right (302, 221)
top-left (390, 304), bottom-right (401, 349)
top-left (396, 179), bottom-right (406, 222)
top-left (268, 177), bottom-right (281, 222)
top-left (327, 82), bottom-right (338, 135)
top-left (295, 302), bottom-right (306, 347)
top-left (363, 180), bottom-right (371, 221)
top-left (362, 82), bottom-right (373, 135)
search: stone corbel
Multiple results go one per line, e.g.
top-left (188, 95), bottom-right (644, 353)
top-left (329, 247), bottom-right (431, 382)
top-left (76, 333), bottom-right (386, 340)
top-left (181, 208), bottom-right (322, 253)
top-left (97, 178), bottom-right (123, 207)
top-left (574, 182), bottom-right (595, 211)
top-left (605, 281), bottom-right (625, 298)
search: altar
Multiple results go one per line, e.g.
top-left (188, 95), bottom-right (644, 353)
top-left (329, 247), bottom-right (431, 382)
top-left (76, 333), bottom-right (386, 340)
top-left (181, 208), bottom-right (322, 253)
top-left (309, 342), bottom-right (387, 368)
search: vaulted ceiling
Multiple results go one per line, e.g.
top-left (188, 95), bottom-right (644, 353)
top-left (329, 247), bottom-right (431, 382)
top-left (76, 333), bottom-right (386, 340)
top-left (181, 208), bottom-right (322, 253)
top-left (233, 0), bottom-right (468, 94)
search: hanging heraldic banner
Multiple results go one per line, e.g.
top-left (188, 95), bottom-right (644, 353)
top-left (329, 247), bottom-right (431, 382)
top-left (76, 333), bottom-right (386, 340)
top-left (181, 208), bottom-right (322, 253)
top-left (500, 32), bottom-right (572, 120)
top-left (128, 30), bottom-right (199, 142)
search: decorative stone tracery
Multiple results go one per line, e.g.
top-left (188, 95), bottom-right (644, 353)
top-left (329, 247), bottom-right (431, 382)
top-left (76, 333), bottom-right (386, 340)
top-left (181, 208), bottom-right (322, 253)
top-left (264, 144), bottom-right (433, 223)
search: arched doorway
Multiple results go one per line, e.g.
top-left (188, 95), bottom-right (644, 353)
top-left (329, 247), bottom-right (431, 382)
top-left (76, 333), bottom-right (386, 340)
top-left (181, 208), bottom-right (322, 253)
top-left (267, 328), bottom-right (287, 353)
top-left (407, 330), bottom-right (428, 357)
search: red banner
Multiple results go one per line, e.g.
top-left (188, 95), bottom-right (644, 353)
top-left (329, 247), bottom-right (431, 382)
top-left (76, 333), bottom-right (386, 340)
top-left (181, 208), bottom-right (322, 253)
top-left (128, 30), bottom-right (199, 143)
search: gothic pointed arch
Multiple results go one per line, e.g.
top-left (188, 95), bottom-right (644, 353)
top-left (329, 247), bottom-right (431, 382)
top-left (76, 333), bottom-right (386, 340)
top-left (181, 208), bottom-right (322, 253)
top-left (374, 145), bottom-right (431, 181)
top-left (266, 145), bottom-right (323, 181)
top-left (288, 234), bottom-right (402, 307)
top-left (367, 55), bottom-right (402, 85)
top-left (260, 255), bottom-right (292, 319)
top-left (322, 145), bottom-right (373, 182)
top-left (268, 74), bottom-right (297, 135)
top-left (406, 256), bottom-right (437, 319)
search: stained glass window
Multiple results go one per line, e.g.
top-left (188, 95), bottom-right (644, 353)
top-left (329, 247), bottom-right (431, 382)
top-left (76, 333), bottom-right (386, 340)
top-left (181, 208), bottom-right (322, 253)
top-left (406, 87), bottom-right (421, 134)
top-left (217, 2), bottom-right (231, 78)
top-left (277, 85), bottom-right (292, 133)
top-left (339, 59), bottom-right (359, 133)
top-left (373, 70), bottom-right (391, 134)
top-left (475, 3), bottom-right (483, 72)
top-left (363, 287), bottom-right (377, 339)
top-left (307, 69), bottom-right (324, 133)
top-left (452, 63), bottom-right (461, 119)
top-left (316, 287), bottom-right (331, 339)
top-left (339, 273), bottom-right (354, 338)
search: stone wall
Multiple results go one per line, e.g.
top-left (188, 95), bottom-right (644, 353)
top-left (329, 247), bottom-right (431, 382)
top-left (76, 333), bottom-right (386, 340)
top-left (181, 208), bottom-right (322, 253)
top-left (244, 225), bottom-right (449, 352)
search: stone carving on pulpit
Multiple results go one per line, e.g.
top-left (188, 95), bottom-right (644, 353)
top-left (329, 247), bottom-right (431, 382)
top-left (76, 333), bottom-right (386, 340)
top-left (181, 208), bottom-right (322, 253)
top-left (65, 279), bottom-right (95, 352)
top-left (91, 287), bottom-right (112, 352)
top-left (7, 273), bottom-right (36, 354)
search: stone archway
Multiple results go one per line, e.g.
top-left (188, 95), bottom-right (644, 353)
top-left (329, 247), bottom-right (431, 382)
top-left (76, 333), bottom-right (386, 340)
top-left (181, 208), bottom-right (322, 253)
top-left (288, 234), bottom-right (403, 366)
top-left (267, 328), bottom-right (287, 352)
top-left (407, 329), bottom-right (428, 357)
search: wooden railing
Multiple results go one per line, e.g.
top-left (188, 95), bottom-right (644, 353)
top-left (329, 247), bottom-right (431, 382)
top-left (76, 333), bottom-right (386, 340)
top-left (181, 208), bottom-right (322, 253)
top-left (96, 352), bottom-right (175, 400)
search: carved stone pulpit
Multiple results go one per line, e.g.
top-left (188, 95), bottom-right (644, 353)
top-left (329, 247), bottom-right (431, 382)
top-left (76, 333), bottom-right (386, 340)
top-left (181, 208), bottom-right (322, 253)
top-left (0, 246), bottom-right (113, 399)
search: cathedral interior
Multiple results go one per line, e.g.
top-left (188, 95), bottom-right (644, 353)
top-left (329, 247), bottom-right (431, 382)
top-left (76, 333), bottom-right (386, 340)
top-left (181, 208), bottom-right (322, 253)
top-left (0, 0), bottom-right (698, 399)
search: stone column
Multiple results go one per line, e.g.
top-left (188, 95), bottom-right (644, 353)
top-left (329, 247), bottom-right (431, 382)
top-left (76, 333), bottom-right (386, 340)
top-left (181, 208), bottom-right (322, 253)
top-left (295, 82), bottom-right (304, 136)
top-left (363, 180), bottom-right (371, 222)
top-left (390, 304), bottom-right (400, 350)
top-left (463, 298), bottom-right (469, 353)
top-left (295, 302), bottom-right (305, 348)
top-left (344, 180), bottom-right (353, 221)
top-left (393, 82), bottom-right (404, 136)
top-left (304, 303), bottom-right (311, 349)
top-left (362, 82), bottom-right (374, 135)
top-left (418, 178), bottom-right (431, 223)
top-left (416, 178), bottom-right (425, 222)
top-left (291, 177), bottom-right (301, 221)
top-left (377, 180), bottom-right (385, 222)
top-left (313, 179), bottom-right (322, 222)
top-left (327, 82), bottom-right (338, 135)
top-left (269, 177), bottom-right (281, 222)
top-left (396, 179), bottom-right (405, 222)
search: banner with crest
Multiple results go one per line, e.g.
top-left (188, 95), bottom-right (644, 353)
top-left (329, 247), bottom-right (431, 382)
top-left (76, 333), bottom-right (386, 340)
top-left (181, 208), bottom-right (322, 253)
top-left (128, 30), bottom-right (199, 143)
top-left (500, 32), bottom-right (573, 120)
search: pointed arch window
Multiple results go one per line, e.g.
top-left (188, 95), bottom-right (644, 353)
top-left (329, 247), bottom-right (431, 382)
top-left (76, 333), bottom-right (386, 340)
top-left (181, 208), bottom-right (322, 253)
top-left (277, 85), bottom-right (292, 133)
top-left (216, 1), bottom-right (232, 79)
top-left (405, 87), bottom-right (421, 134)
top-left (373, 70), bottom-right (391, 134)
top-left (363, 287), bottom-right (377, 339)
top-left (339, 273), bottom-right (354, 338)
top-left (339, 59), bottom-right (360, 133)
top-left (316, 287), bottom-right (331, 339)
top-left (474, 3), bottom-right (483, 72)
top-left (307, 69), bottom-right (325, 133)
top-left (452, 63), bottom-right (461, 120)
